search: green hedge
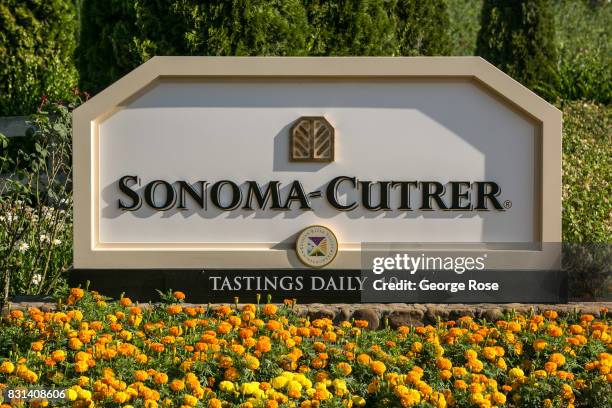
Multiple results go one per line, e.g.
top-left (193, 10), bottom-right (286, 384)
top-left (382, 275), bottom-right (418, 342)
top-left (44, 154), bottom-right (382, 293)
top-left (0, 0), bottom-right (78, 115)
top-left (555, 0), bottom-right (611, 104)
top-left (78, 0), bottom-right (453, 93)
top-left (562, 100), bottom-right (611, 242)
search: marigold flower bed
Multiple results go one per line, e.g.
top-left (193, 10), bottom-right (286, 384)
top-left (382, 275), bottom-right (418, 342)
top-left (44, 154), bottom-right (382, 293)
top-left (0, 289), bottom-right (610, 407)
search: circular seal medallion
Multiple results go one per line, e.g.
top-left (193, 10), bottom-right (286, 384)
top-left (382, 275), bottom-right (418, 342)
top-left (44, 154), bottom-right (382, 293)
top-left (295, 225), bottom-right (338, 268)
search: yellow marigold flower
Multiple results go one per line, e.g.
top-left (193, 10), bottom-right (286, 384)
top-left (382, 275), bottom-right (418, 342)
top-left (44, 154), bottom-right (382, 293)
top-left (271, 377), bottom-right (288, 392)
top-left (219, 380), bottom-right (235, 393)
top-left (464, 349), bottom-right (478, 360)
top-left (183, 394), bottom-right (198, 406)
top-left (75, 360), bottom-right (89, 373)
top-left (241, 381), bottom-right (262, 395)
top-left (399, 388), bottom-right (421, 407)
top-left (66, 389), bottom-right (78, 401)
top-left (370, 360), bottom-right (386, 376)
top-left (508, 367), bottom-right (525, 379)
top-left (492, 391), bottom-right (506, 404)
top-left (482, 347), bottom-right (497, 361)
top-left (114, 391), bottom-right (129, 404)
top-left (0, 361), bottom-right (15, 374)
top-left (245, 355), bottom-right (260, 370)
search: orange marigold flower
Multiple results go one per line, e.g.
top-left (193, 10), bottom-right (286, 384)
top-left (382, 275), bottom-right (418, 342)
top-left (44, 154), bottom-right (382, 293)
top-left (550, 353), bottom-right (566, 366)
top-left (370, 360), bottom-right (386, 376)
top-left (170, 379), bottom-right (185, 392)
top-left (354, 320), bottom-right (369, 328)
top-left (167, 305), bottom-right (183, 315)
top-left (120, 297), bottom-right (132, 307)
top-left (262, 304), bottom-right (278, 316)
top-left (173, 291), bottom-right (186, 300)
top-left (153, 372), bottom-right (168, 384)
top-left (70, 288), bottom-right (85, 300)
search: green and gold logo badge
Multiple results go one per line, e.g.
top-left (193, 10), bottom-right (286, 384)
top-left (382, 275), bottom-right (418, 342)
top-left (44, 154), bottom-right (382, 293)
top-left (295, 225), bottom-right (338, 268)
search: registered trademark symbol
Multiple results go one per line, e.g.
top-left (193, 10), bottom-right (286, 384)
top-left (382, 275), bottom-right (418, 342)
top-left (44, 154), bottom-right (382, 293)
top-left (503, 200), bottom-right (512, 209)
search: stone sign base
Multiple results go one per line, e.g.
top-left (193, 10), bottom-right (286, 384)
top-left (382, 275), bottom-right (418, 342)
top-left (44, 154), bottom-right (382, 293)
top-left (4, 299), bottom-right (609, 331)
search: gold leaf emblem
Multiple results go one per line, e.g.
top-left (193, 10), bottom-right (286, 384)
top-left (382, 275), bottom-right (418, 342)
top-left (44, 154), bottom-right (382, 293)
top-left (290, 116), bottom-right (334, 162)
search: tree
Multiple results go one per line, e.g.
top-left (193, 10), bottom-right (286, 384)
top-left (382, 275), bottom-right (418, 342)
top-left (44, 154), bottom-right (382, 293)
top-left (77, 0), bottom-right (138, 95)
top-left (0, 0), bottom-right (78, 115)
top-left (304, 0), bottom-right (397, 55)
top-left (476, 0), bottom-right (559, 100)
top-left (396, 0), bottom-right (451, 56)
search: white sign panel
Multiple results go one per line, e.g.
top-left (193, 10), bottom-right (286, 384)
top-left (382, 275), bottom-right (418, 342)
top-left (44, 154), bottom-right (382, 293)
top-left (73, 57), bottom-right (561, 269)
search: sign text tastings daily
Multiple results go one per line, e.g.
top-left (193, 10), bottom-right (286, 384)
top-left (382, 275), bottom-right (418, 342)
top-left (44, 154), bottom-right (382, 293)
top-left (117, 176), bottom-right (508, 212)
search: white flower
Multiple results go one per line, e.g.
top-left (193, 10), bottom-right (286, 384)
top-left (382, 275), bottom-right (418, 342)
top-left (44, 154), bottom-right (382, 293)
top-left (40, 234), bottom-right (50, 244)
top-left (52, 239), bottom-right (62, 246)
top-left (31, 274), bottom-right (42, 285)
top-left (16, 241), bottom-right (29, 254)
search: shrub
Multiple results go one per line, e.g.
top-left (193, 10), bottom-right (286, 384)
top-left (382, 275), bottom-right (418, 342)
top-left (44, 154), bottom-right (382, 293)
top-left (554, 0), bottom-right (611, 104)
top-left (476, 0), bottom-right (559, 101)
top-left (0, 0), bottom-right (78, 115)
top-left (0, 99), bottom-right (79, 309)
top-left (562, 100), bottom-right (611, 243)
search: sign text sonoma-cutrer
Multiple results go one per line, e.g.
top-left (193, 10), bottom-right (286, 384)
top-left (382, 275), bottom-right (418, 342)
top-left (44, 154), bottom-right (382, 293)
top-left (117, 176), bottom-right (508, 212)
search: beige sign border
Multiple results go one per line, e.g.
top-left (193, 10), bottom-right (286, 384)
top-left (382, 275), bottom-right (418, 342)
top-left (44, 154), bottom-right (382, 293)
top-left (73, 57), bottom-right (562, 269)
